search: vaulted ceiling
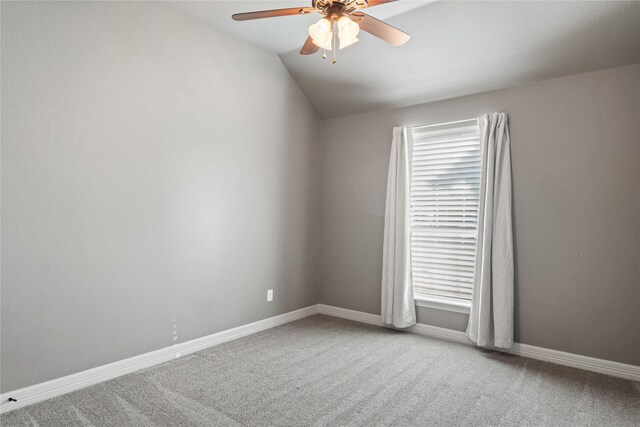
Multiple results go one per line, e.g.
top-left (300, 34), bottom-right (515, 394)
top-left (168, 1), bottom-right (640, 118)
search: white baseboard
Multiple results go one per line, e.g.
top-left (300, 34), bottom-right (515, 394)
top-left (0, 305), bottom-right (320, 414)
top-left (317, 304), bottom-right (383, 326)
top-left (411, 322), bottom-right (473, 345)
top-left (3, 303), bottom-right (638, 414)
top-left (509, 343), bottom-right (640, 382)
top-left (319, 304), bottom-right (640, 383)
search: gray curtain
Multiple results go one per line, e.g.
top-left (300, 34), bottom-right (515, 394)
top-left (381, 127), bottom-right (416, 328)
top-left (467, 113), bottom-right (514, 348)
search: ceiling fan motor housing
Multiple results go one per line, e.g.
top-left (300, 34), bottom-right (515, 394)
top-left (312, 0), bottom-right (367, 17)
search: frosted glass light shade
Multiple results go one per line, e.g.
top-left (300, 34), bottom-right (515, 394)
top-left (338, 16), bottom-right (359, 49)
top-left (309, 18), bottom-right (333, 50)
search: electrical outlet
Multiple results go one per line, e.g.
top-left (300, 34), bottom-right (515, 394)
top-left (267, 289), bottom-right (273, 302)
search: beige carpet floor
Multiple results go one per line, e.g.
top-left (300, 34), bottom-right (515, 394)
top-left (2, 314), bottom-right (639, 426)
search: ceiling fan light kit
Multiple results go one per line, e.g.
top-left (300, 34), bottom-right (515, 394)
top-left (308, 17), bottom-right (333, 50)
top-left (337, 16), bottom-right (360, 49)
top-left (232, 0), bottom-right (410, 63)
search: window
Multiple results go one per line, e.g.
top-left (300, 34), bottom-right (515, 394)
top-left (409, 118), bottom-right (481, 313)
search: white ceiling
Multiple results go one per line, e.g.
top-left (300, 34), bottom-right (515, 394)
top-left (168, 1), bottom-right (640, 118)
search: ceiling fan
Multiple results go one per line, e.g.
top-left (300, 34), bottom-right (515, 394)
top-left (232, 0), bottom-right (410, 62)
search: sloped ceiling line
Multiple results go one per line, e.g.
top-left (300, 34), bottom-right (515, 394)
top-left (168, 1), bottom-right (640, 118)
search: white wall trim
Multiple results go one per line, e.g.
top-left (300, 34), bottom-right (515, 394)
top-left (509, 343), bottom-right (640, 382)
top-left (319, 304), bottom-right (640, 382)
top-left (0, 305), bottom-right (320, 414)
top-left (317, 304), bottom-right (383, 326)
top-left (4, 304), bottom-right (638, 414)
top-left (411, 322), bottom-right (473, 345)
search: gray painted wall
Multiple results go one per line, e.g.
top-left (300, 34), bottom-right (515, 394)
top-left (2, 0), bottom-right (639, 395)
top-left (1, 1), bottom-right (321, 392)
top-left (320, 64), bottom-right (640, 365)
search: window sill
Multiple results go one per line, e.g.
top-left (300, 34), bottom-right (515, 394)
top-left (414, 296), bottom-right (471, 314)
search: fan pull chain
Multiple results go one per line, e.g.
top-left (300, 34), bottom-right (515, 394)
top-left (322, 49), bottom-right (327, 60)
top-left (332, 22), bottom-right (337, 64)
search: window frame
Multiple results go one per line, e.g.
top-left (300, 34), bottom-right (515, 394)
top-left (409, 118), bottom-right (482, 314)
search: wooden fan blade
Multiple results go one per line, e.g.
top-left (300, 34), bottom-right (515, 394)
top-left (355, 13), bottom-right (410, 46)
top-left (300, 36), bottom-right (320, 55)
top-left (232, 7), bottom-right (315, 21)
top-left (354, 0), bottom-right (398, 9)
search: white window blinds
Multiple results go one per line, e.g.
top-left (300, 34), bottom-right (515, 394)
top-left (410, 119), bottom-right (481, 304)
